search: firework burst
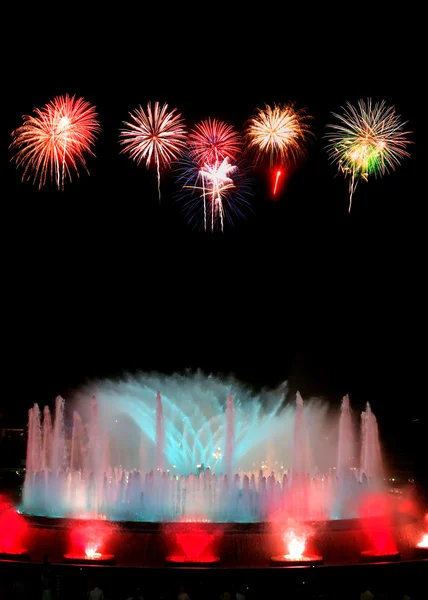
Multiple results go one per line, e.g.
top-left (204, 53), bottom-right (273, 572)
top-left (10, 94), bottom-right (100, 190)
top-left (188, 118), bottom-right (242, 166)
top-left (176, 154), bottom-right (252, 232)
top-left (244, 102), bottom-right (312, 196)
top-left (119, 101), bottom-right (187, 201)
top-left (244, 102), bottom-right (312, 163)
top-left (325, 98), bottom-right (412, 212)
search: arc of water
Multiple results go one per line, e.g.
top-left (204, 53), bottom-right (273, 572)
top-left (155, 391), bottom-right (165, 471)
top-left (233, 396), bottom-right (285, 460)
top-left (225, 394), bottom-right (235, 477)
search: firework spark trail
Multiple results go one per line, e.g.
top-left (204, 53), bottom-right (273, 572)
top-left (325, 98), bottom-right (412, 212)
top-left (59, 117), bottom-right (69, 190)
top-left (176, 152), bottom-right (253, 232)
top-left (119, 101), bottom-right (187, 201)
top-left (199, 158), bottom-right (237, 232)
top-left (188, 159), bottom-right (236, 232)
top-left (10, 94), bottom-right (100, 190)
top-left (182, 158), bottom-right (238, 232)
top-left (273, 170), bottom-right (282, 195)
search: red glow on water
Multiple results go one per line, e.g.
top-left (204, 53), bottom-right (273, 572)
top-left (0, 509), bottom-right (28, 555)
top-left (359, 493), bottom-right (397, 554)
top-left (398, 497), bottom-right (419, 517)
top-left (164, 524), bottom-right (220, 563)
top-left (67, 520), bottom-right (114, 560)
top-left (174, 531), bottom-right (215, 561)
top-left (166, 554), bottom-right (220, 564)
top-left (360, 549), bottom-right (401, 562)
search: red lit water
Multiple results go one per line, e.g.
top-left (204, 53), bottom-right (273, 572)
top-left (65, 520), bottom-right (114, 561)
top-left (164, 523), bottom-right (220, 564)
top-left (0, 508), bottom-right (29, 555)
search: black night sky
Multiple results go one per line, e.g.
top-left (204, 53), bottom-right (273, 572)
top-left (1, 18), bottom-right (425, 472)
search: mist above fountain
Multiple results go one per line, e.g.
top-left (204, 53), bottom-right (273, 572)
top-left (22, 373), bottom-right (384, 523)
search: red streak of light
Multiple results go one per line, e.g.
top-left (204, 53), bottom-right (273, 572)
top-left (273, 170), bottom-right (282, 195)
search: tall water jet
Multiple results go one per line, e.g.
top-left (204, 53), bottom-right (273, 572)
top-left (290, 392), bottom-right (310, 521)
top-left (337, 395), bottom-right (356, 475)
top-left (51, 396), bottom-right (66, 475)
top-left (42, 406), bottom-right (52, 471)
top-left (70, 411), bottom-right (84, 471)
top-left (360, 402), bottom-right (383, 481)
top-left (334, 395), bottom-right (358, 518)
top-left (156, 391), bottom-right (165, 471)
top-left (292, 392), bottom-right (308, 476)
top-left (26, 404), bottom-right (42, 473)
top-left (88, 396), bottom-right (99, 473)
top-left (225, 394), bottom-right (235, 477)
top-left (24, 404), bottom-right (43, 509)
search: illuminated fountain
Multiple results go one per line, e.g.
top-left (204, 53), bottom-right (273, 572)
top-left (63, 521), bottom-right (115, 565)
top-left (271, 526), bottom-right (323, 565)
top-left (413, 509), bottom-right (428, 557)
top-left (21, 373), bottom-right (387, 525)
top-left (414, 533), bottom-right (428, 558)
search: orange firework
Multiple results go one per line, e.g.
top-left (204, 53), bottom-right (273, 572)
top-left (244, 102), bottom-right (312, 164)
top-left (10, 94), bottom-right (101, 190)
top-left (244, 102), bottom-right (312, 197)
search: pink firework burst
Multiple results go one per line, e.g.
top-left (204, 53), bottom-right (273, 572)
top-left (10, 94), bottom-right (100, 190)
top-left (188, 118), bottom-right (242, 166)
top-left (119, 101), bottom-right (187, 201)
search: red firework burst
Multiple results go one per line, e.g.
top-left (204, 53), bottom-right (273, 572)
top-left (119, 101), bottom-right (187, 200)
top-left (10, 94), bottom-right (100, 190)
top-left (188, 118), bottom-right (242, 166)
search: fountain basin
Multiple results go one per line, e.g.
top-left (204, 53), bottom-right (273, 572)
top-left (165, 555), bottom-right (220, 566)
top-left (360, 550), bottom-right (401, 563)
top-left (0, 549), bottom-right (30, 561)
top-left (16, 512), bottom-right (421, 567)
top-left (270, 553), bottom-right (323, 566)
top-left (414, 546), bottom-right (428, 559)
top-left (63, 553), bottom-right (115, 565)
